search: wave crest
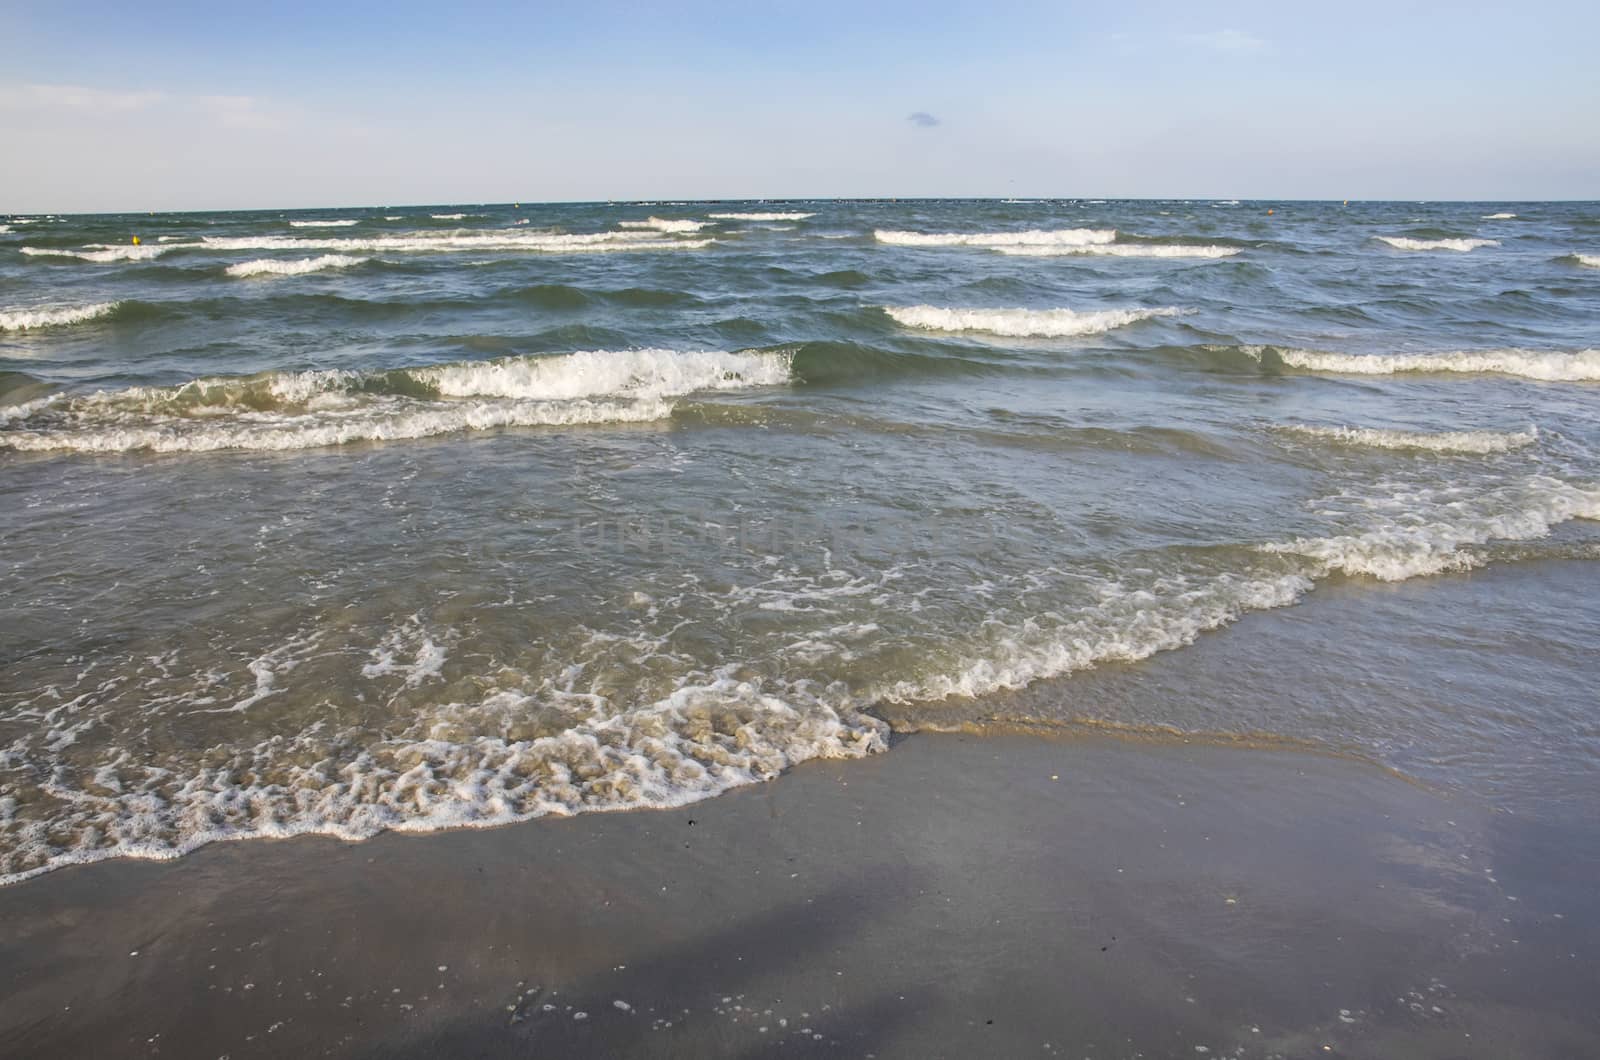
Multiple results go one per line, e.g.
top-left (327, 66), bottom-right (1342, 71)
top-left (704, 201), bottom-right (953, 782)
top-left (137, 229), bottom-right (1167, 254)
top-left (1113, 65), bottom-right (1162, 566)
top-left (875, 228), bottom-right (1117, 248)
top-left (884, 304), bottom-right (1182, 338)
top-left (1251, 346), bottom-right (1600, 382)
top-left (1376, 236), bottom-right (1498, 252)
top-left (225, 254), bottom-right (369, 278)
top-left (1277, 424), bottom-right (1539, 454)
top-left (0, 302), bottom-right (120, 331)
top-left (0, 348), bottom-right (793, 454)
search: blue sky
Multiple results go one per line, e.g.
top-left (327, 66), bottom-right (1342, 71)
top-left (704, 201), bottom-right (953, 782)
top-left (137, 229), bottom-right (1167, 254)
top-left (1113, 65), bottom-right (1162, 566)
top-left (2, 0), bottom-right (1596, 211)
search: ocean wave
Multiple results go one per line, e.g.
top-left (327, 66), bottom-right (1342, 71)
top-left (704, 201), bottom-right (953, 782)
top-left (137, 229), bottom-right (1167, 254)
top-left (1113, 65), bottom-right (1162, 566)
top-left (884, 304), bottom-right (1181, 338)
top-left (289, 219), bottom-right (360, 228)
top-left (996, 243), bottom-right (1240, 259)
top-left (0, 225), bottom-right (10, 235)
top-left (886, 474), bottom-right (1600, 704)
top-left (875, 228), bottom-right (1117, 248)
top-left (1568, 253), bottom-right (1600, 268)
top-left (1250, 346), bottom-right (1600, 381)
top-left (707, 211), bottom-right (815, 221)
top-left (20, 244), bottom-right (167, 263)
top-left (617, 217), bottom-right (712, 233)
top-left (0, 348), bottom-right (793, 453)
top-left (225, 254), bottom-right (369, 278)
top-left (431, 213), bottom-right (469, 220)
top-left (1277, 424), bottom-right (1539, 454)
top-left (0, 302), bottom-right (120, 331)
top-left (195, 231), bottom-right (709, 255)
top-left (0, 666), bottom-right (885, 885)
top-left (1375, 236), bottom-right (1498, 252)
top-left (1260, 476), bottom-right (1600, 581)
top-left (1481, 213), bottom-right (1518, 220)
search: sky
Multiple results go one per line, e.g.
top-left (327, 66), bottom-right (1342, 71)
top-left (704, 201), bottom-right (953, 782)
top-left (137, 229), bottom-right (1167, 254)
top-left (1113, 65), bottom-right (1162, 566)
top-left (2, 0), bottom-right (1597, 211)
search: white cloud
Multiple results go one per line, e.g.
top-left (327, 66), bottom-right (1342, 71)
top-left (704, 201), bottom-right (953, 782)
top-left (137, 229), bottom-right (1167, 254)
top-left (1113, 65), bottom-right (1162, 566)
top-left (0, 83), bottom-right (167, 112)
top-left (1185, 29), bottom-right (1269, 53)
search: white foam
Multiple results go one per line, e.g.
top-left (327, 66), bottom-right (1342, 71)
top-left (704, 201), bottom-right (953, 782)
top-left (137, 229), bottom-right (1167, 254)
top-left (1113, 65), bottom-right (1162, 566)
top-left (707, 212), bottom-right (815, 221)
top-left (1261, 477), bottom-right (1600, 581)
top-left (289, 219), bottom-right (360, 228)
top-left (1375, 236), bottom-right (1498, 252)
top-left (1481, 213), bottom-right (1517, 220)
top-left (886, 571), bottom-right (1314, 703)
top-left (617, 217), bottom-right (712, 233)
top-left (1571, 253), bottom-right (1600, 269)
top-left (0, 348), bottom-right (793, 453)
top-left (889, 474), bottom-right (1600, 705)
top-left (196, 231), bottom-right (709, 255)
top-left (0, 225), bottom-right (10, 235)
top-left (884, 304), bottom-right (1181, 338)
top-left (875, 228), bottom-right (1117, 248)
top-left (1279, 424), bottom-right (1538, 454)
top-left (0, 302), bottom-right (119, 331)
top-left (20, 244), bottom-right (167, 263)
top-left (431, 213), bottom-right (468, 220)
top-left (225, 254), bottom-right (369, 278)
top-left (1257, 346), bottom-right (1600, 382)
top-left (417, 348), bottom-right (793, 402)
top-left (996, 243), bottom-right (1240, 259)
top-left (0, 673), bottom-right (885, 885)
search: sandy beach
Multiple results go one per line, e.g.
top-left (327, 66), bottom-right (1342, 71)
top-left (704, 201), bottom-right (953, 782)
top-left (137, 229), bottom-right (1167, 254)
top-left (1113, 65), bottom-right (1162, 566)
top-left (2, 725), bottom-right (1595, 1059)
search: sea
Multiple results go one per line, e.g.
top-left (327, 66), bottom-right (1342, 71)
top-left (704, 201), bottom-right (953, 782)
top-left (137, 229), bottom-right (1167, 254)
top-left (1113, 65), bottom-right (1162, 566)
top-left (2, 199), bottom-right (1597, 885)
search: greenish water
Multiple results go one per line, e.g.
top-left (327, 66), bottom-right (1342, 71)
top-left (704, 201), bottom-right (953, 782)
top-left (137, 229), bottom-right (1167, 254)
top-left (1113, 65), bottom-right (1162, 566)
top-left (2, 199), bottom-right (1598, 882)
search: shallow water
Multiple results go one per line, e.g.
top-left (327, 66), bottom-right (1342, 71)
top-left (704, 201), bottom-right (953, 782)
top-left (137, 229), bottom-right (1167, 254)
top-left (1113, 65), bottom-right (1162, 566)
top-left (2, 198), bottom-right (1598, 882)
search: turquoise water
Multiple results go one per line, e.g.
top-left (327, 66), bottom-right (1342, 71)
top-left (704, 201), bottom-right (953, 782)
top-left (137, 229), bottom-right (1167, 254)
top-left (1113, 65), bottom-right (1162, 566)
top-left (2, 199), bottom-right (1598, 882)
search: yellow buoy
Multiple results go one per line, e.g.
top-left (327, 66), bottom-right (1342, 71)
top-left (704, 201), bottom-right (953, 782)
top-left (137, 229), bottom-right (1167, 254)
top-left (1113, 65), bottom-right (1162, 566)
top-left (131, 235), bottom-right (141, 245)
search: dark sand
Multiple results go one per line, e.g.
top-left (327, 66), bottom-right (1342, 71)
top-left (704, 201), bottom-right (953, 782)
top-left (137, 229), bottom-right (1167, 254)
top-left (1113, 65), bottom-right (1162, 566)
top-left (1, 732), bottom-right (1596, 1058)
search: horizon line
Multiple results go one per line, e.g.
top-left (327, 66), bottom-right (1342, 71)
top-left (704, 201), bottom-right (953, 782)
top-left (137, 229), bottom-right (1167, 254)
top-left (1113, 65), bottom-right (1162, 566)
top-left (7, 196), bottom-right (1598, 217)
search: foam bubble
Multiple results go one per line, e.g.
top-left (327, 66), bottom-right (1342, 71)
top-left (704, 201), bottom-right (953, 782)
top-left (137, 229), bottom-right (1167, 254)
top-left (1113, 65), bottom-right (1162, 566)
top-left (884, 304), bottom-right (1182, 338)
top-left (0, 302), bottom-right (119, 331)
top-left (1375, 236), bottom-right (1498, 252)
top-left (1277, 424), bottom-right (1539, 454)
top-left (225, 254), bottom-right (369, 278)
top-left (875, 228), bottom-right (1117, 248)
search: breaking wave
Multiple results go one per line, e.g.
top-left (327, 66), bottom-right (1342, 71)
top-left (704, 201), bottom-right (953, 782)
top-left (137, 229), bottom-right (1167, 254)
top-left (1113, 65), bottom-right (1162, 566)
top-left (1249, 346), bottom-right (1600, 382)
top-left (289, 219), bottom-right (359, 228)
top-left (708, 212), bottom-right (815, 221)
top-left (21, 244), bottom-right (167, 263)
top-left (884, 304), bottom-right (1182, 338)
top-left (617, 217), bottom-right (712, 233)
top-left (1376, 236), bottom-right (1498, 252)
top-left (225, 254), bottom-right (370, 278)
top-left (875, 228), bottom-right (1117, 248)
top-left (1277, 424), bottom-right (1539, 454)
top-left (0, 302), bottom-right (120, 331)
top-left (996, 243), bottom-right (1240, 259)
top-left (0, 348), bottom-right (794, 454)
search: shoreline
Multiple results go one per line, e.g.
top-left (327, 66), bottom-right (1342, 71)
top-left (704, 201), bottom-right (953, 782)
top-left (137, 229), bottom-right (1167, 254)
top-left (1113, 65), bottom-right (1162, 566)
top-left (2, 730), bottom-right (1595, 1058)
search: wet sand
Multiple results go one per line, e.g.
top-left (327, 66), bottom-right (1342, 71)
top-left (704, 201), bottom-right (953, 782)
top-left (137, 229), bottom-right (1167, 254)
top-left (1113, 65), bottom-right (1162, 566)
top-left (1, 731), bottom-right (1596, 1058)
